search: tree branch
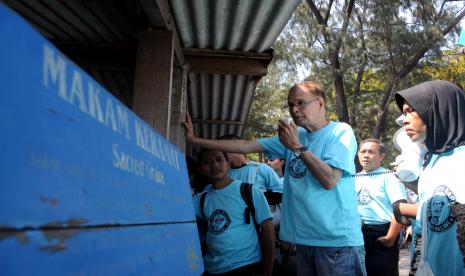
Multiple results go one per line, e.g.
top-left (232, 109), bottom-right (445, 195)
top-left (323, 0), bottom-right (334, 25)
top-left (306, 0), bottom-right (325, 25)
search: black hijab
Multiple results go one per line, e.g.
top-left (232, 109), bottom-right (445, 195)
top-left (395, 80), bottom-right (465, 154)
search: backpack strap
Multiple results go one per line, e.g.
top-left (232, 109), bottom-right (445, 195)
top-left (240, 182), bottom-right (257, 227)
top-left (199, 191), bottom-right (208, 221)
top-left (240, 182), bottom-right (263, 246)
top-left (197, 191), bottom-right (209, 256)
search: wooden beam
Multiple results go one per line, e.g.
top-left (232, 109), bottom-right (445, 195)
top-left (138, 0), bottom-right (185, 67)
top-left (170, 66), bottom-right (188, 152)
top-left (184, 48), bottom-right (273, 76)
top-left (184, 48), bottom-right (273, 60)
top-left (133, 29), bottom-right (174, 138)
top-left (193, 119), bottom-right (243, 125)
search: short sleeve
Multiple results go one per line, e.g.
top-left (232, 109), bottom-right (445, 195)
top-left (321, 123), bottom-right (357, 175)
top-left (258, 163), bottom-right (283, 193)
top-left (192, 192), bottom-right (205, 219)
top-left (386, 175), bottom-right (407, 204)
top-left (257, 135), bottom-right (286, 161)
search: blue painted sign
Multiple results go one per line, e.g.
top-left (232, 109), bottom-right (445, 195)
top-left (0, 224), bottom-right (202, 275)
top-left (0, 4), bottom-right (202, 275)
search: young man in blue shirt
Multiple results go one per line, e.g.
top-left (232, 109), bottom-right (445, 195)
top-left (219, 134), bottom-right (283, 227)
top-left (185, 81), bottom-right (366, 276)
top-left (193, 149), bottom-right (275, 275)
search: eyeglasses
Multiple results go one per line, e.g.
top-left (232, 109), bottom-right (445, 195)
top-left (285, 98), bottom-right (319, 109)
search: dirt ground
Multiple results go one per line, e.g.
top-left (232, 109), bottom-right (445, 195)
top-left (399, 247), bottom-right (410, 276)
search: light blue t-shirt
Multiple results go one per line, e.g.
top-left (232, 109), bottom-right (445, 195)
top-left (229, 161), bottom-right (283, 193)
top-left (258, 121), bottom-right (363, 247)
top-left (193, 180), bottom-right (272, 274)
top-left (458, 29), bottom-right (465, 47)
top-left (355, 167), bottom-right (407, 224)
top-left (416, 146), bottom-right (465, 276)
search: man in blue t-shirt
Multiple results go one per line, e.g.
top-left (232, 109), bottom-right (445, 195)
top-left (193, 149), bottom-right (275, 275)
top-left (355, 139), bottom-right (407, 276)
top-left (184, 81), bottom-right (366, 276)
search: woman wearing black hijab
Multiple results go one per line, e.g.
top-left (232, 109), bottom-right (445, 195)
top-left (394, 80), bottom-right (465, 276)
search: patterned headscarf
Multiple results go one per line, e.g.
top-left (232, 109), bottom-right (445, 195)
top-left (395, 80), bottom-right (465, 154)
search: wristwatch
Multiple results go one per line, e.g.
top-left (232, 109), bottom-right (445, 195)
top-left (293, 146), bottom-right (308, 159)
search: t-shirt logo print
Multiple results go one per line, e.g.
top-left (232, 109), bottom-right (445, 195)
top-left (427, 185), bottom-right (456, 233)
top-left (289, 158), bottom-right (307, 178)
top-left (357, 188), bottom-right (372, 205)
top-left (209, 209), bottom-right (231, 234)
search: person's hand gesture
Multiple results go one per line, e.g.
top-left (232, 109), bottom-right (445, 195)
top-left (376, 235), bottom-right (395, 247)
top-left (183, 113), bottom-right (197, 143)
top-left (279, 241), bottom-right (296, 255)
top-left (277, 119), bottom-right (301, 150)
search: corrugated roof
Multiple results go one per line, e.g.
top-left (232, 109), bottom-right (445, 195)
top-left (188, 73), bottom-right (256, 139)
top-left (170, 0), bottom-right (300, 138)
top-left (170, 0), bottom-right (299, 52)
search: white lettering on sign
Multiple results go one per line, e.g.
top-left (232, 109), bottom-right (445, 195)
top-left (112, 144), bottom-right (145, 177)
top-left (70, 71), bottom-right (87, 113)
top-left (42, 44), bottom-right (180, 172)
top-left (88, 82), bottom-right (104, 123)
top-left (43, 44), bottom-right (66, 100)
top-left (42, 44), bottom-right (131, 140)
top-left (113, 143), bottom-right (165, 184)
top-left (135, 121), bottom-right (180, 170)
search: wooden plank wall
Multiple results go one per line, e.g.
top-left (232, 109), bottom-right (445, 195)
top-left (133, 28), bottom-right (175, 140)
top-left (0, 5), bottom-right (202, 275)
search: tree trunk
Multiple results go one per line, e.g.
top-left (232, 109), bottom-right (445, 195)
top-left (372, 77), bottom-right (400, 138)
top-left (331, 53), bottom-right (350, 123)
top-left (306, 0), bottom-right (355, 124)
top-left (350, 9), bottom-right (367, 129)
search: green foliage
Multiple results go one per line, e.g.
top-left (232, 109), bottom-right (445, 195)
top-left (417, 50), bottom-right (465, 88)
top-left (243, 66), bottom-right (290, 140)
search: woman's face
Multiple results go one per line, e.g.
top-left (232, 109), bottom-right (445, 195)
top-left (402, 102), bottom-right (427, 143)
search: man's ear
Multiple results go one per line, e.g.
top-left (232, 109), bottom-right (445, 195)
top-left (380, 153), bottom-right (386, 161)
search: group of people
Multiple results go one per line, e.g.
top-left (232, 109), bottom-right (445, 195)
top-left (183, 80), bottom-right (465, 276)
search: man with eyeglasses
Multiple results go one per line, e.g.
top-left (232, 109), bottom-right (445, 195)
top-left (184, 81), bottom-right (365, 276)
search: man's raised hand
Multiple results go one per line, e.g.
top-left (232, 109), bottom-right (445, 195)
top-left (183, 113), bottom-right (196, 143)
